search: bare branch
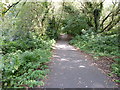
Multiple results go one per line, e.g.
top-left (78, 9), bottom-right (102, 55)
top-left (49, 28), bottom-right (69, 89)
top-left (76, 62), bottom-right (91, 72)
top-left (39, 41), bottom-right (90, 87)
top-left (105, 18), bottom-right (120, 31)
top-left (100, 3), bottom-right (117, 27)
top-left (2, 0), bottom-right (22, 15)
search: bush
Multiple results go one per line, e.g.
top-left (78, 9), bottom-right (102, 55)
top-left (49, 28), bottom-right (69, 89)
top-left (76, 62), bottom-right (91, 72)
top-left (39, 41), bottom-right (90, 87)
top-left (70, 31), bottom-right (119, 56)
top-left (1, 30), bottom-right (55, 88)
top-left (2, 49), bottom-right (51, 88)
top-left (62, 15), bottom-right (88, 35)
top-left (1, 33), bottom-right (55, 54)
top-left (112, 63), bottom-right (120, 77)
top-left (112, 58), bottom-right (120, 77)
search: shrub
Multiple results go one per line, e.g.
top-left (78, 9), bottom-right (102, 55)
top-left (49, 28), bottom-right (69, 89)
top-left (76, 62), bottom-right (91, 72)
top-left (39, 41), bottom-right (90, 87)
top-left (70, 32), bottom-right (119, 56)
top-left (1, 34), bottom-right (55, 54)
top-left (112, 58), bottom-right (120, 77)
top-left (2, 49), bottom-right (51, 88)
top-left (112, 63), bottom-right (120, 77)
top-left (62, 15), bottom-right (88, 35)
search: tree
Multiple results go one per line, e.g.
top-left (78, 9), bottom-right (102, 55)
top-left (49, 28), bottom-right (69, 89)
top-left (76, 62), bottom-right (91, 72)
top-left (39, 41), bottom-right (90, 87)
top-left (80, 1), bottom-right (119, 34)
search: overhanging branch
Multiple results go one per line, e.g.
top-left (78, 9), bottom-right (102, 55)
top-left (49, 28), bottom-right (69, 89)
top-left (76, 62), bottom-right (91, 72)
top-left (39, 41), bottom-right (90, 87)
top-left (2, 0), bottom-right (22, 15)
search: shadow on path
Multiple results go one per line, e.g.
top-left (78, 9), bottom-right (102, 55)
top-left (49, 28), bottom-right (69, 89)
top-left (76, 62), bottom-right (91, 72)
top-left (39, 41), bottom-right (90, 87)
top-left (44, 34), bottom-right (117, 88)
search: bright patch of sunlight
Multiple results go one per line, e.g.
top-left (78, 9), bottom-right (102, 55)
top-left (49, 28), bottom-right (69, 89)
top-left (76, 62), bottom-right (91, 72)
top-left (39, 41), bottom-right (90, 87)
top-left (61, 58), bottom-right (69, 61)
top-left (56, 44), bottom-right (66, 49)
top-left (74, 60), bottom-right (82, 63)
top-left (79, 65), bottom-right (85, 68)
top-left (55, 44), bottom-right (76, 50)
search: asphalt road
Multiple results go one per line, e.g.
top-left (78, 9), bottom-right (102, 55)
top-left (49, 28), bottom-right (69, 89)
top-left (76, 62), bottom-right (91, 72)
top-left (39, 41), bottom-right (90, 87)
top-left (44, 35), bottom-right (117, 88)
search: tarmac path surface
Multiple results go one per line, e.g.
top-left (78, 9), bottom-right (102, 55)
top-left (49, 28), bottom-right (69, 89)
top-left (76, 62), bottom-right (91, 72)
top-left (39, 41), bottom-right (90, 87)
top-left (44, 35), bottom-right (117, 88)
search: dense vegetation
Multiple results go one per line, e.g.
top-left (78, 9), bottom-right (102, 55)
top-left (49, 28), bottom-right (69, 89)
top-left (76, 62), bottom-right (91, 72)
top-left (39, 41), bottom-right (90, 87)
top-left (0, 1), bottom-right (56, 88)
top-left (0, 0), bottom-right (120, 88)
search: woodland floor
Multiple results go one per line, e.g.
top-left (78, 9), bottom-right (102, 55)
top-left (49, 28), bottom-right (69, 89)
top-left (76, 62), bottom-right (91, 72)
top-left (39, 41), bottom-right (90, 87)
top-left (43, 35), bottom-right (118, 88)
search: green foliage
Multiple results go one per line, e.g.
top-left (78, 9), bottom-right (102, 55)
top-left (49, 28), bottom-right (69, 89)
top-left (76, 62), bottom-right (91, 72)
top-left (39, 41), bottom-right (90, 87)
top-left (2, 49), bottom-right (51, 88)
top-left (15, 2), bottom-right (51, 36)
top-left (81, 2), bottom-right (119, 33)
top-left (114, 58), bottom-right (120, 64)
top-left (61, 2), bottom-right (89, 35)
top-left (1, 32), bottom-right (55, 54)
top-left (112, 63), bottom-right (120, 77)
top-left (46, 17), bottom-right (59, 39)
top-left (1, 30), bottom-right (55, 88)
top-left (70, 30), bottom-right (119, 56)
top-left (70, 30), bottom-right (120, 78)
top-left (63, 15), bottom-right (88, 35)
top-left (114, 80), bottom-right (120, 83)
top-left (1, 1), bottom-right (119, 87)
top-left (1, 1), bottom-right (57, 88)
top-left (112, 58), bottom-right (120, 77)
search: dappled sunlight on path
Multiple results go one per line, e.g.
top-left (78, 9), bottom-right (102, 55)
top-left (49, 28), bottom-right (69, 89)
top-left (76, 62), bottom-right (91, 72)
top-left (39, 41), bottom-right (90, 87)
top-left (44, 34), bottom-right (117, 88)
top-left (55, 43), bottom-right (76, 50)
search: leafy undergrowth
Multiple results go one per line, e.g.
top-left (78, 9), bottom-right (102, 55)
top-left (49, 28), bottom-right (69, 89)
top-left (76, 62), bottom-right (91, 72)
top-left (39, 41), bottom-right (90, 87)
top-left (69, 30), bottom-right (120, 83)
top-left (3, 49), bottom-right (51, 88)
top-left (1, 33), bottom-right (55, 54)
top-left (1, 33), bottom-right (56, 88)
